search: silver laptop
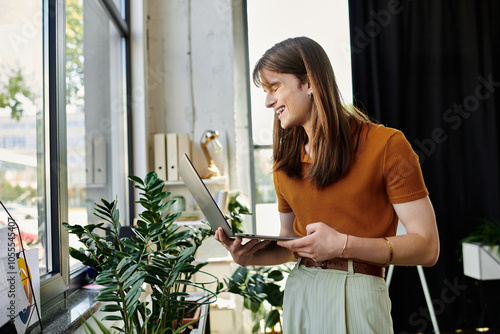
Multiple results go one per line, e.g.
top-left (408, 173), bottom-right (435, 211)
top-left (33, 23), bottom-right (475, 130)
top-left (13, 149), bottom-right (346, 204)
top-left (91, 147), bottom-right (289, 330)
top-left (178, 154), bottom-right (297, 241)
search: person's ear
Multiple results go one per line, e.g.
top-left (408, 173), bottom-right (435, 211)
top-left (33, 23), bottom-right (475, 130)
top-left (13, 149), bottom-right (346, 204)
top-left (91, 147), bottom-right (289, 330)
top-left (304, 76), bottom-right (313, 95)
top-left (302, 76), bottom-right (313, 96)
top-left (307, 83), bottom-right (313, 97)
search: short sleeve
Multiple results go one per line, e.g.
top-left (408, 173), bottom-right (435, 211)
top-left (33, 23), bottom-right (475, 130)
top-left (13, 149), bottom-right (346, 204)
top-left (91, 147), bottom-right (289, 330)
top-left (383, 131), bottom-right (429, 203)
top-left (273, 170), bottom-right (293, 213)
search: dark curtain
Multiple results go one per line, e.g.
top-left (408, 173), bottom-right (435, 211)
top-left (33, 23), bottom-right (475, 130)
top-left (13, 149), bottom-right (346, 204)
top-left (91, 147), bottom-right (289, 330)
top-left (349, 1), bottom-right (500, 332)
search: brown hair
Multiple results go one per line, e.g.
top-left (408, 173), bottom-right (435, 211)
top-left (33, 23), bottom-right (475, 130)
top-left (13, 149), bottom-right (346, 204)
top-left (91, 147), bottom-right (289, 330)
top-left (253, 37), bottom-right (370, 188)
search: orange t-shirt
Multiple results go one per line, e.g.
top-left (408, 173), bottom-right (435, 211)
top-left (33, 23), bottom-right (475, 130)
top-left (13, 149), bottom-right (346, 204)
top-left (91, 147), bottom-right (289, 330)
top-left (273, 122), bottom-right (429, 238)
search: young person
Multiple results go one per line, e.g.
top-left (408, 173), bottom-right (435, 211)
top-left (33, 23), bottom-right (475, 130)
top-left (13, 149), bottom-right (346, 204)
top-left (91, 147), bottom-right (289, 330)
top-left (215, 36), bottom-right (439, 333)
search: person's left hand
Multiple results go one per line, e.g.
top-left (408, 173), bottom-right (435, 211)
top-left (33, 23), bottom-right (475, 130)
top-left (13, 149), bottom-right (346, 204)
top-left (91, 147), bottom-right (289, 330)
top-left (277, 222), bottom-right (346, 262)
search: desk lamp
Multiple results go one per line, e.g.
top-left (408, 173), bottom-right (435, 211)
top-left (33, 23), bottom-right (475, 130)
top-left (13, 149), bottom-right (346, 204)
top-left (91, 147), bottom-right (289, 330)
top-left (201, 130), bottom-right (222, 178)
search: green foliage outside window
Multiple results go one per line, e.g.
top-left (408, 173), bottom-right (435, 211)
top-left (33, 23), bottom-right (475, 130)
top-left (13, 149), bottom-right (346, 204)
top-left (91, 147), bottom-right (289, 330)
top-left (0, 68), bottom-right (35, 121)
top-left (66, 0), bottom-right (84, 105)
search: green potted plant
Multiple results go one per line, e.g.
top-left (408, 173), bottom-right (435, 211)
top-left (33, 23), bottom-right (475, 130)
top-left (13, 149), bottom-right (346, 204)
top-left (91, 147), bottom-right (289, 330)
top-left (63, 171), bottom-right (217, 334)
top-left (462, 218), bottom-right (500, 280)
top-left (221, 265), bottom-right (291, 334)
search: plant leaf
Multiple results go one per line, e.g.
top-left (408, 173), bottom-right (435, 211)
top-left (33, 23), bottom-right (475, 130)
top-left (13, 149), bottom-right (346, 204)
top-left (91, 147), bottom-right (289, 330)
top-left (92, 320), bottom-right (114, 334)
top-left (119, 264), bottom-right (139, 283)
top-left (268, 269), bottom-right (285, 282)
top-left (128, 174), bottom-right (144, 185)
top-left (101, 315), bottom-right (124, 321)
top-left (116, 257), bottom-right (134, 273)
top-left (95, 294), bottom-right (121, 302)
top-left (123, 272), bottom-right (146, 290)
top-left (265, 309), bottom-right (281, 330)
top-left (100, 304), bottom-right (123, 312)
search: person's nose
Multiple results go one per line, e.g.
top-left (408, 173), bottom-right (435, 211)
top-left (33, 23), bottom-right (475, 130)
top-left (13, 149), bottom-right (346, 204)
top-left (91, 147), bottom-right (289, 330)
top-left (265, 93), bottom-right (276, 109)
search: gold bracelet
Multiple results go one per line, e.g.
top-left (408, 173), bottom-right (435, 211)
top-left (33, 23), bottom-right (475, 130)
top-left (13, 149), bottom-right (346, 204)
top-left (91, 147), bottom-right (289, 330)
top-left (383, 237), bottom-right (393, 266)
top-left (341, 234), bottom-right (349, 258)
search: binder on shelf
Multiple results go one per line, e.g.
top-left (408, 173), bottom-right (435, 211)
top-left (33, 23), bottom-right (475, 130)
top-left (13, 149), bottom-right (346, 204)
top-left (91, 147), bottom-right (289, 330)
top-left (177, 133), bottom-right (191, 180)
top-left (166, 133), bottom-right (178, 181)
top-left (154, 133), bottom-right (167, 180)
top-left (85, 136), bottom-right (107, 185)
top-left (154, 133), bottom-right (192, 182)
top-left (85, 137), bottom-right (93, 184)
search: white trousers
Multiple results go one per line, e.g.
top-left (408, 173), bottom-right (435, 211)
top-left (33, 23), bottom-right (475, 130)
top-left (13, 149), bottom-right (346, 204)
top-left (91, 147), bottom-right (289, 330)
top-left (282, 259), bottom-right (393, 334)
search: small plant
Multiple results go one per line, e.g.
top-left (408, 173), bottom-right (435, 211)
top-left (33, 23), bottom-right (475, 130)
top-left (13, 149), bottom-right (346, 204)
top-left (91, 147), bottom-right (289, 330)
top-left (219, 190), bottom-right (288, 333)
top-left (63, 171), bottom-right (217, 333)
top-left (462, 219), bottom-right (500, 258)
top-left (221, 265), bottom-right (291, 334)
top-left (225, 190), bottom-right (252, 234)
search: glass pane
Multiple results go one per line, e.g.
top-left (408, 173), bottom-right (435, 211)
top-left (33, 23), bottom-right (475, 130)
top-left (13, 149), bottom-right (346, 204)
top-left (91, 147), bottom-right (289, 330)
top-left (112, 0), bottom-right (123, 14)
top-left (247, 0), bottom-right (353, 146)
top-left (66, 0), bottom-right (128, 270)
top-left (253, 149), bottom-right (275, 204)
top-left (253, 149), bottom-right (280, 236)
top-left (0, 1), bottom-right (49, 274)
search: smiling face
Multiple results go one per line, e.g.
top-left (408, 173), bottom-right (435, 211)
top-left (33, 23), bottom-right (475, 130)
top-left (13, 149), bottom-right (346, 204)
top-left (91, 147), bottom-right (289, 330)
top-left (261, 69), bottom-right (313, 133)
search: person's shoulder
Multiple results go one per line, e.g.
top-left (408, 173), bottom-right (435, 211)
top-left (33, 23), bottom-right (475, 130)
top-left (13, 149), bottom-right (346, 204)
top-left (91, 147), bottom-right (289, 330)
top-left (365, 122), bottom-right (403, 141)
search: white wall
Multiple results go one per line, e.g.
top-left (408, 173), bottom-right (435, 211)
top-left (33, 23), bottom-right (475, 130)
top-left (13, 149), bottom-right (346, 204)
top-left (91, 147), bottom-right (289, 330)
top-left (146, 0), bottom-right (249, 194)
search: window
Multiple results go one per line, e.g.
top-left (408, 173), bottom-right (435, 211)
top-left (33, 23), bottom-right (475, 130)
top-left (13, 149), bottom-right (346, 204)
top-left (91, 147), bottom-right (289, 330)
top-left (0, 1), bottom-right (49, 276)
top-left (65, 0), bottom-right (130, 271)
top-left (0, 0), bottom-right (131, 309)
top-left (246, 0), bottom-right (353, 235)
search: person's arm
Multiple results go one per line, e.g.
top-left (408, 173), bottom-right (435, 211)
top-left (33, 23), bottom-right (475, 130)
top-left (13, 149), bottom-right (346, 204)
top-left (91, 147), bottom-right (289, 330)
top-left (214, 211), bottom-right (298, 267)
top-left (277, 196), bottom-right (440, 267)
top-left (345, 196), bottom-right (439, 266)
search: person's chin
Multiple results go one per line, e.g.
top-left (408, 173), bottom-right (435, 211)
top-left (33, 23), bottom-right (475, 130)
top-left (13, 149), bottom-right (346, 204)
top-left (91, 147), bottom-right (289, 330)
top-left (279, 120), bottom-right (290, 129)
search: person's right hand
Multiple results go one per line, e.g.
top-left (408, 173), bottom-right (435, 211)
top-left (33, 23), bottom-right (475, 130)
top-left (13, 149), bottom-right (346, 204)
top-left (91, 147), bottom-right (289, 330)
top-left (214, 227), bottom-right (270, 267)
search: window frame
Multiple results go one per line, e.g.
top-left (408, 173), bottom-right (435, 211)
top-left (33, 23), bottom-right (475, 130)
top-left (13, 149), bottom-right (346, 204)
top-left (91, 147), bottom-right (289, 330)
top-left (40, 0), bottom-right (69, 310)
top-left (40, 0), bottom-right (133, 310)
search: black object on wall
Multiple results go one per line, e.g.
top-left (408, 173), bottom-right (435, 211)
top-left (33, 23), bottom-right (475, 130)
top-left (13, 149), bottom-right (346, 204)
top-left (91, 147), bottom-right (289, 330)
top-left (348, 0), bottom-right (500, 332)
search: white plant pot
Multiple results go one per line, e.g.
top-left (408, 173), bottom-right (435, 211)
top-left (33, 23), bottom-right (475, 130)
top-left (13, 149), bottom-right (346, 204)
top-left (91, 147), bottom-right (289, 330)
top-left (462, 242), bottom-right (500, 280)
